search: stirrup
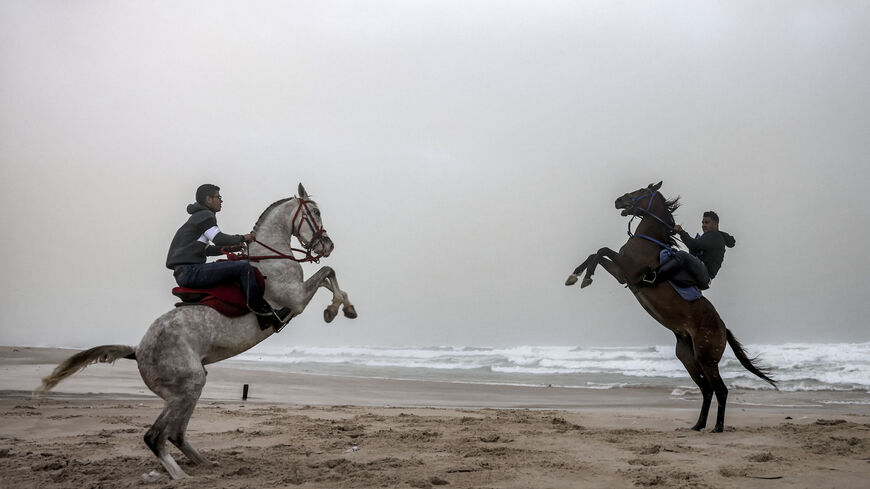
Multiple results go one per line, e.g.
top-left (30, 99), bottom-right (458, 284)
top-left (642, 271), bottom-right (657, 285)
top-left (273, 307), bottom-right (293, 333)
top-left (251, 305), bottom-right (292, 332)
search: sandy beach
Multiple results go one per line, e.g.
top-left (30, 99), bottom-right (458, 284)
top-left (1, 346), bottom-right (868, 488)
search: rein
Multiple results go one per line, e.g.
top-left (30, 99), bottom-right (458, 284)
top-left (223, 197), bottom-right (326, 264)
top-left (249, 238), bottom-right (322, 263)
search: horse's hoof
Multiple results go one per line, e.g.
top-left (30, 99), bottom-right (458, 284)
top-left (565, 275), bottom-right (578, 286)
top-left (324, 308), bottom-right (337, 323)
top-left (690, 424), bottom-right (704, 431)
top-left (712, 426), bottom-right (724, 433)
top-left (343, 305), bottom-right (358, 319)
top-left (580, 277), bottom-right (593, 288)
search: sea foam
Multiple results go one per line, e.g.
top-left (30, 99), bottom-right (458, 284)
top-left (232, 342), bottom-right (870, 393)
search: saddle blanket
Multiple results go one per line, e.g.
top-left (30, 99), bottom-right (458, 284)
top-left (171, 268), bottom-right (266, 317)
top-left (659, 250), bottom-right (702, 302)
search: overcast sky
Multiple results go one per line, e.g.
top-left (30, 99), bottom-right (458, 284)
top-left (1, 1), bottom-right (868, 350)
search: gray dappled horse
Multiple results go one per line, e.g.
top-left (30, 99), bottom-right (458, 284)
top-left (37, 183), bottom-right (356, 479)
top-left (565, 181), bottom-right (776, 432)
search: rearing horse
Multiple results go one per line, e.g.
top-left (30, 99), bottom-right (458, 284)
top-left (565, 181), bottom-right (775, 432)
top-left (37, 183), bottom-right (357, 479)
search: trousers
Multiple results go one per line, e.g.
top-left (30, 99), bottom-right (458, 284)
top-left (174, 260), bottom-right (264, 306)
top-left (665, 250), bottom-right (711, 288)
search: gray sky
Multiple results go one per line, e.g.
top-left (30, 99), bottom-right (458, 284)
top-left (1, 1), bottom-right (868, 349)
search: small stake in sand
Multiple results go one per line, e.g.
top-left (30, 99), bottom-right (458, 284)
top-left (243, 384), bottom-right (249, 401)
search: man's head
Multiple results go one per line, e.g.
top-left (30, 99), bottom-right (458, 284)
top-left (701, 211), bottom-right (719, 233)
top-left (196, 184), bottom-right (222, 212)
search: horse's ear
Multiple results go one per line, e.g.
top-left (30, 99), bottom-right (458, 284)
top-left (298, 183), bottom-right (309, 199)
top-left (650, 181), bottom-right (662, 191)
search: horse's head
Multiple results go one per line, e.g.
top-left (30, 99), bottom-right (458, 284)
top-left (292, 183), bottom-right (334, 258)
top-left (615, 181), bottom-right (663, 217)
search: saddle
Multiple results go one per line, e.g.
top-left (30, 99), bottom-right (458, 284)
top-left (171, 269), bottom-right (266, 318)
top-left (666, 278), bottom-right (702, 302)
top-left (639, 250), bottom-right (702, 302)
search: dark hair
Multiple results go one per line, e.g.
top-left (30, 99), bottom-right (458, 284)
top-left (703, 211), bottom-right (719, 223)
top-left (196, 184), bottom-right (220, 205)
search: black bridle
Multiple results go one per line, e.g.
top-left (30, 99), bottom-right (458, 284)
top-left (625, 188), bottom-right (675, 250)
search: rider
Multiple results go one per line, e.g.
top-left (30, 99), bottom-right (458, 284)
top-left (166, 184), bottom-right (291, 331)
top-left (648, 211), bottom-right (736, 290)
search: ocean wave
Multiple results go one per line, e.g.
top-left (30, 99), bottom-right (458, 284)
top-left (235, 342), bottom-right (870, 392)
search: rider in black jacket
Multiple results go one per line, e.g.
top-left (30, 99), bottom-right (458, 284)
top-left (648, 211), bottom-right (736, 289)
top-left (675, 211), bottom-right (736, 280)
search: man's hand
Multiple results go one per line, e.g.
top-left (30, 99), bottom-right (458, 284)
top-left (673, 224), bottom-right (683, 233)
top-left (244, 232), bottom-right (256, 243)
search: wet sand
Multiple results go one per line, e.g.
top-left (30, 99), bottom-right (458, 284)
top-left (1, 346), bottom-right (868, 488)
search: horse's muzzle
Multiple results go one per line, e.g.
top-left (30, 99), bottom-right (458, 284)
top-left (615, 196), bottom-right (631, 214)
top-left (313, 236), bottom-right (334, 257)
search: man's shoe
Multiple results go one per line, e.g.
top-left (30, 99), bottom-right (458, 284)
top-left (253, 306), bottom-right (294, 332)
top-left (651, 258), bottom-right (683, 284)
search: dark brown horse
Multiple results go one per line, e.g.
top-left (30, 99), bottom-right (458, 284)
top-left (565, 181), bottom-right (775, 432)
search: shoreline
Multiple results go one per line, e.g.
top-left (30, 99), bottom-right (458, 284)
top-left (2, 346), bottom-right (866, 413)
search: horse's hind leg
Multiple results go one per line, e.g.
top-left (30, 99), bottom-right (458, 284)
top-left (143, 369), bottom-right (208, 478)
top-left (168, 383), bottom-right (214, 466)
top-left (698, 362), bottom-right (728, 432)
top-left (674, 334), bottom-right (713, 431)
top-left (144, 403), bottom-right (189, 479)
top-left (693, 330), bottom-right (729, 432)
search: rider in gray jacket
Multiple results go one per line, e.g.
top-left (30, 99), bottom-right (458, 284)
top-left (166, 184), bottom-right (290, 331)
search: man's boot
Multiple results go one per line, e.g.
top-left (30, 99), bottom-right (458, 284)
top-left (643, 256), bottom-right (683, 285)
top-left (250, 301), bottom-right (294, 332)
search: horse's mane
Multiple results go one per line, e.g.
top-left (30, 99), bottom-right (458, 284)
top-left (660, 195), bottom-right (681, 247)
top-left (665, 196), bottom-right (681, 215)
top-left (253, 197), bottom-right (295, 234)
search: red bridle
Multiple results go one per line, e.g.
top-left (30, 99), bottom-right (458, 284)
top-left (224, 198), bottom-right (327, 264)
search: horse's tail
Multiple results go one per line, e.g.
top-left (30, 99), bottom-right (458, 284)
top-left (36, 345), bottom-right (137, 393)
top-left (725, 329), bottom-right (778, 390)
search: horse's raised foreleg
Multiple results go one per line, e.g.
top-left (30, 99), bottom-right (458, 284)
top-left (284, 266), bottom-right (355, 323)
top-left (674, 334), bottom-right (713, 431)
top-left (566, 248), bottom-right (623, 288)
top-left (322, 275), bottom-right (357, 320)
top-left (565, 255), bottom-right (595, 285)
top-left (582, 247), bottom-right (623, 287)
top-left (597, 256), bottom-right (627, 285)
